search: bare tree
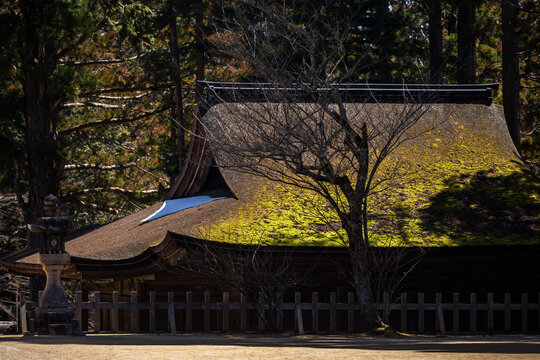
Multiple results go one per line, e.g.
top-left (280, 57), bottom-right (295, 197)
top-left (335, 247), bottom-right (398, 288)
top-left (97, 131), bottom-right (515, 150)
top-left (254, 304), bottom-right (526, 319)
top-left (202, 0), bottom-right (433, 331)
top-left (165, 235), bottom-right (315, 331)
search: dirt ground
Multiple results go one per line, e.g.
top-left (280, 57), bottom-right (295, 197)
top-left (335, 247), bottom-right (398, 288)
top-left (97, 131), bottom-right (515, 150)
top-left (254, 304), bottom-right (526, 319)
top-left (1, 333), bottom-right (539, 360)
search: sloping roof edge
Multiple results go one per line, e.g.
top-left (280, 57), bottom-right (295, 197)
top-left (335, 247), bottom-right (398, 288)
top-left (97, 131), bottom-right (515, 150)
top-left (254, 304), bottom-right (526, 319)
top-left (0, 232), bottom-right (187, 280)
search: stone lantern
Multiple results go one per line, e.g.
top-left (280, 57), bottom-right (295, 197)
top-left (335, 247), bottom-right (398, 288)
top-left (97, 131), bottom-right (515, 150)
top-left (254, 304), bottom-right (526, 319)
top-left (28, 194), bottom-right (82, 335)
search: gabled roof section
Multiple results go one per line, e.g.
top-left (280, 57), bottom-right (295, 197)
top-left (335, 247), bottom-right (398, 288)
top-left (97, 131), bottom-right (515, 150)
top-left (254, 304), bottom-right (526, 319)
top-left (166, 106), bottom-right (235, 200)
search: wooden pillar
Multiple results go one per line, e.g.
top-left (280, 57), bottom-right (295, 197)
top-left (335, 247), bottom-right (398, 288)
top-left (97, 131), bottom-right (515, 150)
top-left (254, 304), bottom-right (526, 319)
top-left (222, 292), bottom-right (229, 332)
top-left (330, 292), bottom-right (336, 333)
top-left (452, 293), bottom-right (459, 333)
top-left (149, 291), bottom-right (156, 333)
top-left (131, 291), bottom-right (138, 332)
top-left (112, 291), bottom-right (119, 332)
top-left (418, 293), bottom-right (425, 333)
top-left (312, 292), bottom-right (319, 334)
top-left (168, 291), bottom-right (176, 334)
top-left (400, 293), bottom-right (407, 332)
top-left (93, 291), bottom-right (101, 333)
top-left (186, 291), bottom-right (193, 332)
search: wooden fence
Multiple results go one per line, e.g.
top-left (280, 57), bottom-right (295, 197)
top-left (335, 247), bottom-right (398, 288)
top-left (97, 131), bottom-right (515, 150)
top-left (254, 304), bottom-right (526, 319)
top-left (21, 291), bottom-right (540, 334)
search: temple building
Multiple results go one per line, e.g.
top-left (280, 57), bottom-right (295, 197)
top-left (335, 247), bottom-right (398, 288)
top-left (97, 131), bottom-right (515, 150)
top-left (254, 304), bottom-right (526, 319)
top-left (1, 83), bottom-right (538, 331)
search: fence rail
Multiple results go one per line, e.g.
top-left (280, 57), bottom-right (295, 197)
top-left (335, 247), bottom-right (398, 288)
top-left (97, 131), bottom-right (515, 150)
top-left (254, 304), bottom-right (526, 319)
top-left (22, 291), bottom-right (540, 334)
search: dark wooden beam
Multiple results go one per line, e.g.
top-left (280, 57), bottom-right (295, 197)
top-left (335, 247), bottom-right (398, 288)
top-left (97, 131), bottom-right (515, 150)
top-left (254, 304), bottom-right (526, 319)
top-left (200, 82), bottom-right (498, 107)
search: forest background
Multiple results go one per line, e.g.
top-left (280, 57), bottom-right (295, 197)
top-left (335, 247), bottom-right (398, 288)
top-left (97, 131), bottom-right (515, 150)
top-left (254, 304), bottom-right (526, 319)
top-left (0, 0), bottom-right (537, 263)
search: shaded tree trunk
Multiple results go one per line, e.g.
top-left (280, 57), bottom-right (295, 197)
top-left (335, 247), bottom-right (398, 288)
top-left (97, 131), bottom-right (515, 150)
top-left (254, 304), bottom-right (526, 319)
top-left (23, 78), bottom-right (61, 247)
top-left (429, 0), bottom-right (444, 83)
top-left (502, 0), bottom-right (521, 152)
top-left (167, 0), bottom-right (185, 173)
top-left (194, 0), bottom-right (205, 106)
top-left (447, 4), bottom-right (457, 34)
top-left (20, 0), bottom-right (62, 248)
top-left (342, 219), bottom-right (379, 331)
top-left (457, 0), bottom-right (477, 83)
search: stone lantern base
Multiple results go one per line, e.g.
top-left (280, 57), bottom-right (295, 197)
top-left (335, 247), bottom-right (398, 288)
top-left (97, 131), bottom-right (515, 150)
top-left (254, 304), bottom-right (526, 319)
top-left (33, 307), bottom-right (79, 335)
top-left (32, 253), bottom-right (83, 336)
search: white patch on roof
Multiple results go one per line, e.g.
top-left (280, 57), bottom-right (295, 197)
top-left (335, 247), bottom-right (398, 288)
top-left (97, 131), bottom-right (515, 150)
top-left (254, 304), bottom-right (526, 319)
top-left (141, 195), bottom-right (225, 224)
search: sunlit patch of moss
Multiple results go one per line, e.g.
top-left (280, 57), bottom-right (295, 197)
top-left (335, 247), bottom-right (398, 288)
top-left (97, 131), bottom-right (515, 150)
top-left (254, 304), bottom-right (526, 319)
top-left (199, 183), bottom-right (345, 246)
top-left (199, 116), bottom-right (538, 247)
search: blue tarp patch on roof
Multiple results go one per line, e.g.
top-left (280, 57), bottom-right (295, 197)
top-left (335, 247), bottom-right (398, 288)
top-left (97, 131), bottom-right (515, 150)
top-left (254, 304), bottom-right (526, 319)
top-left (141, 195), bottom-right (225, 224)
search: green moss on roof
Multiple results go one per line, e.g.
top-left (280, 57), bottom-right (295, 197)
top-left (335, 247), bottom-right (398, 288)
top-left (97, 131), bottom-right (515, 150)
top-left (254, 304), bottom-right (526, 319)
top-left (197, 104), bottom-right (539, 247)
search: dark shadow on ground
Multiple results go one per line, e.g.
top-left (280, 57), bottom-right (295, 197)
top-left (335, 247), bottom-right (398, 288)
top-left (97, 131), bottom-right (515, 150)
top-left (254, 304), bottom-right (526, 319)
top-left (1, 334), bottom-right (539, 354)
top-left (420, 169), bottom-right (540, 245)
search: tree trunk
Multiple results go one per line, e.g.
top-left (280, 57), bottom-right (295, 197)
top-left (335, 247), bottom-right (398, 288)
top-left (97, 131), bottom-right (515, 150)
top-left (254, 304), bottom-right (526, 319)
top-left (502, 0), bottom-right (521, 152)
top-left (447, 4), bottom-right (457, 34)
top-left (342, 215), bottom-right (379, 331)
top-left (429, 0), bottom-right (444, 83)
top-left (167, 0), bottom-right (185, 173)
top-left (350, 238), bottom-right (379, 331)
top-left (457, 0), bottom-right (477, 83)
top-left (20, 0), bottom-right (61, 248)
top-left (24, 84), bottom-right (60, 248)
top-left (194, 0), bottom-right (205, 106)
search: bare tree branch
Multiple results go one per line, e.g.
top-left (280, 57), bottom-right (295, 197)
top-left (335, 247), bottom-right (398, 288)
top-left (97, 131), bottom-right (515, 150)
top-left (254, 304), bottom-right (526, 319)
top-left (62, 101), bottom-right (126, 109)
top-left (63, 163), bottom-right (137, 171)
top-left (60, 108), bottom-right (168, 136)
top-left (73, 199), bottom-right (119, 214)
top-left (63, 187), bottom-right (158, 198)
top-left (59, 54), bottom-right (144, 66)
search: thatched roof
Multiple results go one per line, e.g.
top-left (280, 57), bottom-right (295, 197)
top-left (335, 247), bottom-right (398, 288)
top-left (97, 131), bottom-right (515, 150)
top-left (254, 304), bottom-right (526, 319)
top-left (200, 103), bottom-right (531, 247)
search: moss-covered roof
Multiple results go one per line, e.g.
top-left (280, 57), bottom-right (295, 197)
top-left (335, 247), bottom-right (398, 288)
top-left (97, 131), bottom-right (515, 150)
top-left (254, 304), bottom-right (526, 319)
top-left (10, 102), bottom-right (540, 266)
top-left (201, 103), bottom-right (538, 246)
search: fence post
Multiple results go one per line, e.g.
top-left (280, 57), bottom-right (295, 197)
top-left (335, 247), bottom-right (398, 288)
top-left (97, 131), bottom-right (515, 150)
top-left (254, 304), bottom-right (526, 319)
top-left (131, 291), bottom-right (138, 332)
top-left (312, 292), bottom-right (319, 334)
top-left (240, 293), bottom-right (247, 332)
top-left (258, 292), bottom-right (265, 332)
top-left (15, 288), bottom-right (19, 333)
top-left (222, 292), bottom-right (229, 332)
top-left (186, 291), bottom-right (192, 332)
top-left (295, 292), bottom-right (304, 335)
top-left (487, 293), bottom-right (494, 334)
top-left (330, 292), bottom-right (337, 333)
top-left (383, 292), bottom-right (390, 324)
top-left (348, 292), bottom-right (354, 333)
top-left (418, 292), bottom-right (424, 333)
top-left (149, 291), bottom-right (156, 333)
top-left (452, 293), bottom-right (459, 333)
top-left (278, 292), bottom-right (284, 332)
top-left (112, 291), bottom-right (119, 332)
top-left (400, 293), bottom-right (407, 332)
top-left (204, 291), bottom-right (211, 332)
top-left (522, 293), bottom-right (528, 333)
top-left (93, 291), bottom-right (101, 333)
top-left (470, 293), bottom-right (477, 333)
top-left (20, 303), bottom-right (27, 334)
top-left (168, 291), bottom-right (176, 334)
top-left (504, 293), bottom-right (511, 332)
top-left (436, 293), bottom-right (446, 335)
top-left (76, 291), bottom-right (83, 331)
